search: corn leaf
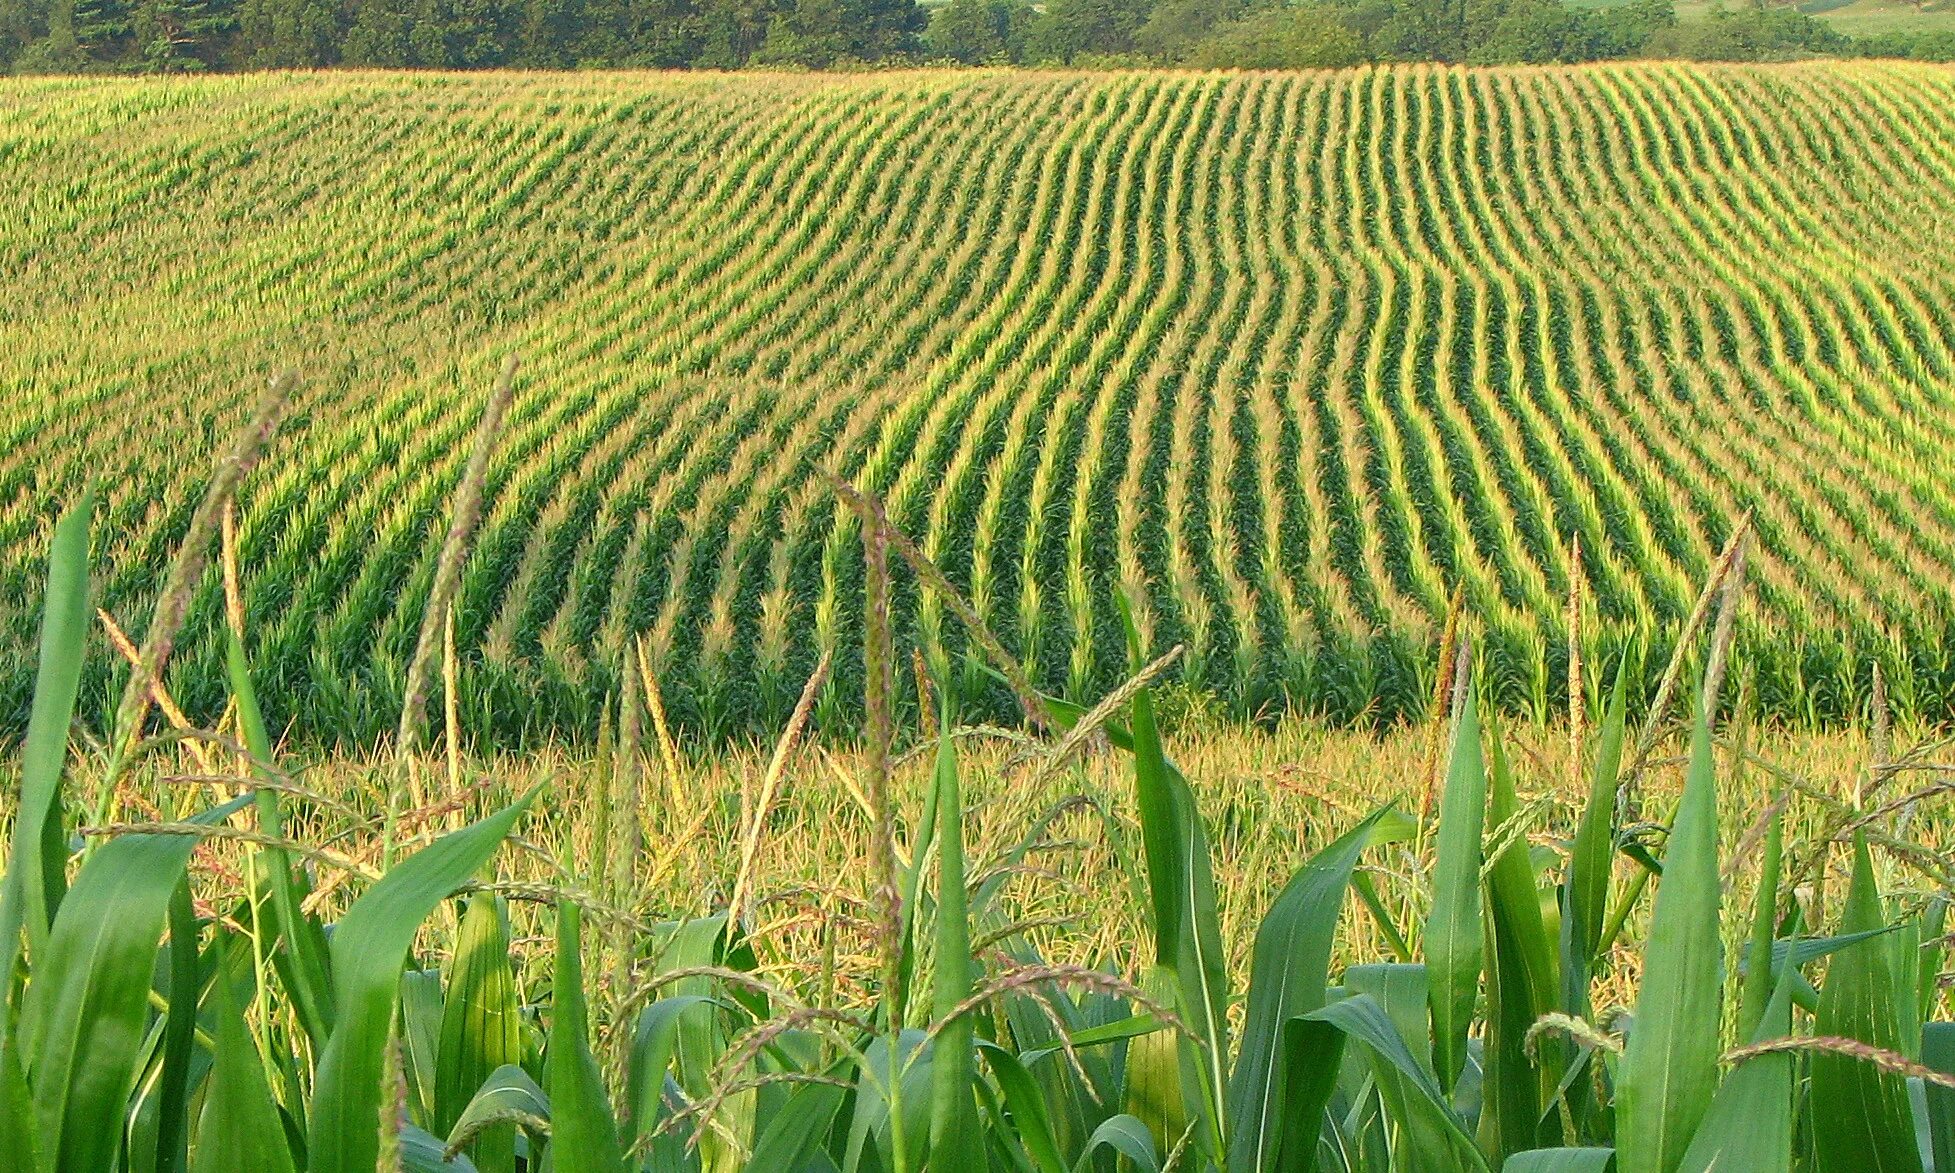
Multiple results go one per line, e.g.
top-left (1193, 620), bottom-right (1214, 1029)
top-left (1305, 993), bottom-right (1489, 1172)
top-left (307, 793), bottom-right (535, 1173)
top-left (980, 1040), bottom-right (1067, 1173)
top-left (747, 1081), bottom-right (850, 1170)
top-left (1227, 810), bottom-right (1383, 1173)
top-left (543, 901), bottom-right (625, 1173)
top-left (436, 895), bottom-right (525, 1172)
top-left (0, 1024), bottom-right (44, 1173)
top-left (928, 730), bottom-right (984, 1168)
top-left (445, 1064), bottom-right (549, 1155)
top-left (152, 878), bottom-right (201, 1173)
top-left (1503, 1149), bottom-right (1615, 1172)
top-left (1676, 966), bottom-right (1796, 1173)
top-left (1073, 1115), bottom-right (1160, 1172)
top-left (192, 949), bottom-right (298, 1173)
top-left (1426, 687), bottom-right (1486, 1095)
top-left (228, 627), bottom-right (335, 1046)
top-left (1614, 707), bottom-right (1722, 1173)
top-left (624, 994), bottom-right (717, 1143)
top-left (1735, 801), bottom-right (1784, 1042)
top-left (0, 492), bottom-right (93, 982)
top-left (1810, 831), bottom-right (1920, 1173)
top-left (18, 793), bottom-right (246, 1173)
top-left (1921, 1022), bottom-right (1955, 1173)
top-left (1482, 731), bottom-right (1559, 1160)
top-left (1129, 672), bottom-right (1231, 1151)
top-left (1562, 656), bottom-right (1627, 1012)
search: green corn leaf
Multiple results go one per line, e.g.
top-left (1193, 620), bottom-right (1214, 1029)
top-left (746, 1081), bottom-right (849, 1170)
top-left (1614, 706), bottom-right (1722, 1173)
top-left (18, 794), bottom-right (247, 1173)
top-left (1676, 966), bottom-right (1797, 1173)
top-left (1562, 656), bottom-right (1627, 1012)
top-left (1344, 963), bottom-right (1432, 1074)
top-left (980, 1041), bottom-right (1067, 1173)
top-left (436, 895), bottom-right (525, 1172)
top-left (1483, 731), bottom-right (1560, 1160)
top-left (1304, 993), bottom-right (1489, 1172)
top-left (846, 1030), bottom-right (933, 1173)
top-left (401, 1123), bottom-right (479, 1172)
top-left (0, 1024), bottom-right (45, 1173)
top-left (624, 995), bottom-right (718, 1143)
top-left (1810, 831), bottom-right (1920, 1173)
top-left (1072, 1115), bottom-right (1160, 1172)
top-left (402, 969), bottom-right (445, 1130)
top-left (1020, 1013), bottom-right (1165, 1066)
top-left (1426, 687), bottom-right (1486, 1095)
top-left (228, 627), bottom-right (335, 1046)
top-left (1503, 1149), bottom-right (1615, 1172)
top-left (1736, 800), bottom-right (1785, 1042)
top-left (192, 948), bottom-right (298, 1173)
top-left (307, 792), bottom-right (535, 1173)
top-left (1921, 1022), bottom-right (1955, 1173)
top-left (543, 901), bottom-right (626, 1173)
top-left (1227, 810), bottom-right (1383, 1173)
top-left (928, 729), bottom-right (984, 1168)
top-left (445, 1065), bottom-right (550, 1156)
top-left (1127, 656), bottom-right (1230, 1154)
top-left (153, 878), bottom-right (201, 1173)
top-left (0, 492), bottom-right (93, 982)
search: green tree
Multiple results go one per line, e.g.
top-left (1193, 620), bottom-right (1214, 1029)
top-left (236, 0), bottom-right (337, 65)
top-left (1021, 0), bottom-right (1146, 61)
top-left (131, 0), bottom-right (233, 67)
top-left (924, 0), bottom-right (1028, 61)
top-left (1184, 3), bottom-right (1365, 66)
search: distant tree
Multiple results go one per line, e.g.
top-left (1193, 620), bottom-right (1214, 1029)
top-left (1130, 0), bottom-right (1244, 60)
top-left (342, 0), bottom-right (413, 61)
top-left (755, 0), bottom-right (917, 64)
top-left (1021, 0), bottom-right (1146, 61)
top-left (1183, 3), bottom-right (1365, 66)
top-left (689, 0), bottom-right (773, 64)
top-left (925, 0), bottom-right (1029, 61)
top-left (131, 0), bottom-right (234, 67)
top-left (236, 0), bottom-right (338, 64)
top-left (1588, 0), bottom-right (1672, 55)
top-left (0, 0), bottom-right (41, 67)
top-left (1466, 0), bottom-right (1594, 61)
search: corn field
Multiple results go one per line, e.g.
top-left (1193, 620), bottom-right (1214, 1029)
top-left (5, 64), bottom-right (1955, 743)
top-left (6, 473), bottom-right (1955, 1171)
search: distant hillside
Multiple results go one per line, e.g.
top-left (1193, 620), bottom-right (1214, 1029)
top-left (5, 65), bottom-right (1955, 742)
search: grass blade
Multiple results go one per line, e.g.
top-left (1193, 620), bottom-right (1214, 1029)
top-left (1614, 706), bottom-right (1722, 1173)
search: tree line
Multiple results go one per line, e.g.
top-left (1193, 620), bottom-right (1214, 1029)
top-left (1, 0), bottom-right (1950, 79)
